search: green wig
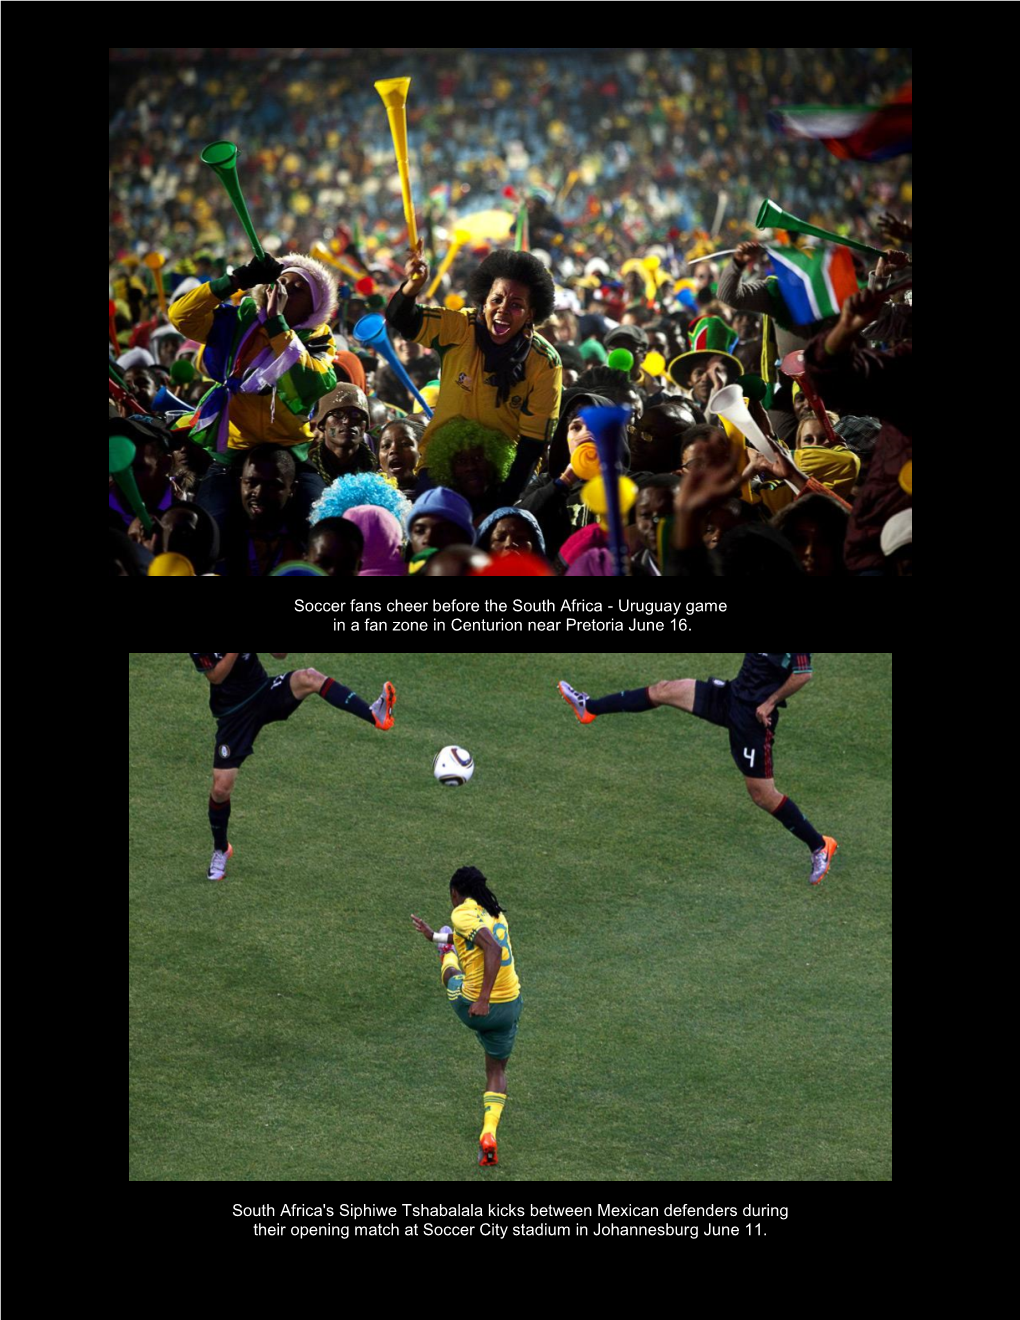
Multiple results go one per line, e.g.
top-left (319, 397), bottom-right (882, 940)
top-left (425, 417), bottom-right (516, 490)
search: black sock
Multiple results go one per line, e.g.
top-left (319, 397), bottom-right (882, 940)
top-left (587, 687), bottom-right (655, 715)
top-left (319, 677), bottom-right (374, 723)
top-left (772, 796), bottom-right (824, 852)
top-left (209, 796), bottom-right (230, 850)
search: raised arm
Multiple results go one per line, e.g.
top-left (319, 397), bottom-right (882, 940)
top-left (384, 240), bottom-right (430, 341)
top-left (716, 244), bottom-right (776, 315)
top-left (400, 240), bottom-right (430, 301)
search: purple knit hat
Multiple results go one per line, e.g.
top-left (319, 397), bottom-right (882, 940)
top-left (405, 487), bottom-right (476, 545)
top-left (343, 505), bottom-right (407, 576)
top-left (565, 547), bottom-right (615, 576)
top-left (559, 520), bottom-right (607, 566)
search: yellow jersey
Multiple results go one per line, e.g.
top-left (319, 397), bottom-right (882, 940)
top-left (411, 305), bottom-right (561, 461)
top-left (450, 898), bottom-right (520, 1003)
top-left (168, 281), bottom-right (336, 452)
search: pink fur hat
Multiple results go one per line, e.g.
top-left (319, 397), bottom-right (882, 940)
top-left (251, 252), bottom-right (338, 329)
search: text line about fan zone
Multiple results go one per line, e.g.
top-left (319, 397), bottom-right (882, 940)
top-left (292, 599), bottom-right (727, 632)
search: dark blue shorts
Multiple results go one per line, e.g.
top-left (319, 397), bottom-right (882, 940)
top-left (213, 672), bottom-right (301, 768)
top-left (693, 679), bottom-right (778, 780)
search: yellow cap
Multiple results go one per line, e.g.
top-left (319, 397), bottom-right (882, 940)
top-left (148, 553), bottom-right (195, 576)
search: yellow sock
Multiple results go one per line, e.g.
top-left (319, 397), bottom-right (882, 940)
top-left (482, 1092), bottom-right (506, 1137)
top-left (442, 951), bottom-right (462, 997)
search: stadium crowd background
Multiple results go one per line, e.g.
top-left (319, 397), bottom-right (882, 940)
top-left (109, 48), bottom-right (912, 576)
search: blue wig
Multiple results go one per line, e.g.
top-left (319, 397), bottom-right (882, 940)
top-left (310, 472), bottom-right (412, 527)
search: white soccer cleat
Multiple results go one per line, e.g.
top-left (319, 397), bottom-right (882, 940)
top-left (558, 680), bottom-right (596, 724)
top-left (207, 843), bottom-right (233, 881)
top-left (809, 836), bottom-right (838, 886)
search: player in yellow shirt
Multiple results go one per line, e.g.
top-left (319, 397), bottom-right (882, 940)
top-left (412, 866), bottom-right (522, 1167)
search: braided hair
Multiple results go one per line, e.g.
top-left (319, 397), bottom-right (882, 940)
top-left (450, 866), bottom-right (503, 918)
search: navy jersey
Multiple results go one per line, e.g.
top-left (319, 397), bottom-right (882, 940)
top-left (190, 653), bottom-right (270, 718)
top-left (730, 653), bottom-right (812, 708)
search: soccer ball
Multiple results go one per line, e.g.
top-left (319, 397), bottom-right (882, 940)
top-left (433, 746), bottom-right (474, 786)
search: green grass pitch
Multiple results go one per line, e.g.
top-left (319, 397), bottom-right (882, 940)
top-left (129, 652), bottom-right (892, 1182)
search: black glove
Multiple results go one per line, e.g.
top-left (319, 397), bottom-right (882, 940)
top-left (230, 254), bottom-right (284, 291)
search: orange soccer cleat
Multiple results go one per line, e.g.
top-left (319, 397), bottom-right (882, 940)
top-left (371, 681), bottom-right (397, 730)
top-left (558, 680), bottom-right (596, 724)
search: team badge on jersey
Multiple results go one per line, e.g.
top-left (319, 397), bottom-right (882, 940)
top-left (456, 371), bottom-right (473, 391)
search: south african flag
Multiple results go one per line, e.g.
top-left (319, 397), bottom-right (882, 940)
top-left (766, 244), bottom-right (858, 324)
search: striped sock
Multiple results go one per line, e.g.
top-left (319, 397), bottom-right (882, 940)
top-left (442, 952), bottom-right (463, 997)
top-left (318, 677), bottom-right (373, 723)
top-left (482, 1092), bottom-right (506, 1137)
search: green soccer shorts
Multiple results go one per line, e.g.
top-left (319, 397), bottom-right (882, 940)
top-left (449, 984), bottom-right (523, 1058)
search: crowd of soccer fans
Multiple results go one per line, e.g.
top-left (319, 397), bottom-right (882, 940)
top-left (109, 48), bottom-right (911, 576)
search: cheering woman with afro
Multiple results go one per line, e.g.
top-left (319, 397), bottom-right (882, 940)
top-left (385, 242), bottom-right (562, 498)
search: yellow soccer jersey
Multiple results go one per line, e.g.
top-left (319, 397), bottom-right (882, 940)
top-left (450, 899), bottom-right (520, 1003)
top-left (412, 305), bottom-right (561, 461)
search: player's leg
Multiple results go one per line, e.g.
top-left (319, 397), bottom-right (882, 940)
top-left (211, 767), bottom-right (238, 805)
top-left (289, 667), bottom-right (329, 700)
top-left (206, 699), bottom-right (264, 879)
top-left (289, 668), bottom-right (396, 729)
top-left (745, 775), bottom-right (838, 885)
top-left (484, 1053), bottom-right (507, 1095)
top-left (479, 1052), bottom-right (508, 1167)
top-left (728, 699), bottom-right (833, 878)
top-left (208, 767), bottom-right (238, 880)
top-left (559, 678), bottom-right (672, 722)
top-left (744, 775), bottom-right (785, 814)
top-left (476, 996), bottom-right (522, 1166)
top-left (435, 930), bottom-right (464, 995)
top-left (647, 679), bottom-right (697, 711)
top-left (205, 682), bottom-right (298, 881)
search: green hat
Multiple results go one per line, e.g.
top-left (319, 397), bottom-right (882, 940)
top-left (667, 316), bottom-right (744, 389)
top-left (736, 373), bottom-right (775, 410)
top-left (408, 547), bottom-right (439, 575)
top-left (270, 561), bottom-right (328, 576)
